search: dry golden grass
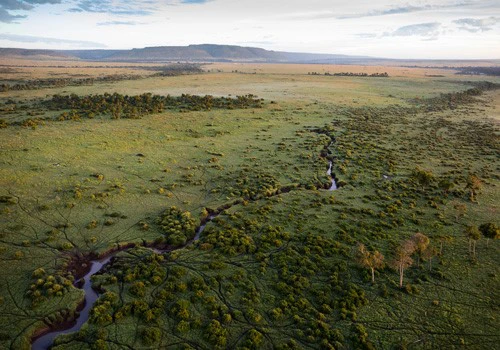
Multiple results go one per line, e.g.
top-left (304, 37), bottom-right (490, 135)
top-left (0, 58), bottom-right (472, 81)
top-left (2, 55), bottom-right (498, 80)
top-left (205, 62), bottom-right (455, 78)
top-left (0, 57), bottom-right (165, 68)
top-left (1, 59), bottom-right (498, 112)
top-left (2, 56), bottom-right (497, 84)
top-left (0, 57), bottom-right (163, 79)
top-left (1, 66), bottom-right (475, 108)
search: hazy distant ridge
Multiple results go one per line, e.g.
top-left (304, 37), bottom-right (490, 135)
top-left (1, 44), bottom-right (498, 66)
top-left (0, 44), bottom-right (374, 64)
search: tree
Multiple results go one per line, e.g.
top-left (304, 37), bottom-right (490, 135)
top-left (465, 175), bottom-right (482, 203)
top-left (435, 234), bottom-right (453, 256)
top-left (453, 203), bottom-right (467, 222)
top-left (355, 244), bottom-right (385, 283)
top-left (422, 245), bottom-right (437, 271)
top-left (410, 232), bottom-right (430, 267)
top-left (206, 320), bottom-right (228, 348)
top-left (142, 327), bottom-right (161, 345)
top-left (479, 223), bottom-right (499, 247)
top-left (464, 225), bottom-right (481, 257)
top-left (390, 240), bottom-right (416, 288)
top-left (412, 168), bottom-right (435, 191)
top-left (438, 178), bottom-right (455, 194)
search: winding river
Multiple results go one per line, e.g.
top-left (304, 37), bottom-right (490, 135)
top-left (32, 256), bottom-right (113, 350)
top-left (31, 161), bottom-right (337, 349)
top-left (31, 220), bottom-right (213, 350)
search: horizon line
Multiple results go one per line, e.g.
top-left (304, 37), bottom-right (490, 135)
top-left (0, 44), bottom-right (499, 62)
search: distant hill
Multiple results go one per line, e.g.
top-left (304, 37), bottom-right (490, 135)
top-left (0, 48), bottom-right (71, 58)
top-left (0, 44), bottom-right (498, 66)
top-left (60, 44), bottom-right (365, 63)
top-left (0, 44), bottom-right (375, 64)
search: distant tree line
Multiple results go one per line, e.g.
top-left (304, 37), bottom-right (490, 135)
top-left (0, 75), bottom-right (143, 92)
top-left (151, 63), bottom-right (203, 76)
top-left (326, 72), bottom-right (389, 77)
top-left (356, 223), bottom-right (498, 288)
top-left (2, 92), bottom-right (264, 128)
top-left (0, 64), bottom-right (204, 92)
top-left (308, 72), bottom-right (389, 77)
top-left (416, 82), bottom-right (500, 111)
top-left (42, 92), bottom-right (263, 119)
top-left (456, 66), bottom-right (500, 76)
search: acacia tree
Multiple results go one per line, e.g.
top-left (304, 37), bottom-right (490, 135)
top-left (453, 202), bottom-right (467, 222)
top-left (412, 168), bottom-right (435, 191)
top-left (390, 240), bottom-right (416, 288)
top-left (410, 232), bottom-right (430, 267)
top-left (438, 178), bottom-right (455, 194)
top-left (479, 223), bottom-right (499, 248)
top-left (464, 225), bottom-right (481, 257)
top-left (355, 243), bottom-right (385, 283)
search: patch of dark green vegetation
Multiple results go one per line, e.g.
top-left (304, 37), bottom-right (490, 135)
top-left (0, 92), bottom-right (264, 127)
top-left (150, 63), bottom-right (204, 76)
top-left (456, 66), bottom-right (500, 76)
top-left (308, 72), bottom-right (389, 77)
top-left (413, 82), bottom-right (500, 111)
top-left (157, 206), bottom-right (197, 246)
top-left (326, 72), bottom-right (389, 77)
top-left (0, 75), bottom-right (143, 92)
top-left (56, 220), bottom-right (371, 349)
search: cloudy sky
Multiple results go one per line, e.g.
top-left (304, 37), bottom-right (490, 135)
top-left (0, 0), bottom-right (499, 59)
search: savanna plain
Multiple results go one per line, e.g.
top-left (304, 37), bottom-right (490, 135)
top-left (0, 61), bottom-right (499, 349)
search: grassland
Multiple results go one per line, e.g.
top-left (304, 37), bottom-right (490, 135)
top-left (0, 62), bottom-right (499, 349)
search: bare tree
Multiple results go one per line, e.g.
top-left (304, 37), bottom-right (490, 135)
top-left (453, 203), bottom-right (467, 222)
top-left (422, 245), bottom-right (437, 271)
top-left (410, 232), bottom-right (430, 267)
top-left (390, 240), bottom-right (416, 288)
top-left (466, 175), bottom-right (482, 203)
top-left (435, 234), bottom-right (453, 256)
top-left (464, 225), bottom-right (481, 257)
top-left (355, 243), bottom-right (385, 283)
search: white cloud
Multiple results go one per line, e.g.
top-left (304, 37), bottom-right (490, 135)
top-left (454, 17), bottom-right (500, 32)
top-left (0, 33), bottom-right (106, 48)
top-left (385, 22), bottom-right (442, 37)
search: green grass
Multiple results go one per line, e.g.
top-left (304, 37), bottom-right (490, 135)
top-left (0, 73), bottom-right (499, 349)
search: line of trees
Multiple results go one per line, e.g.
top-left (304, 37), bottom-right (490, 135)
top-left (41, 92), bottom-right (263, 119)
top-left (356, 224), bottom-right (498, 287)
top-left (307, 72), bottom-right (389, 77)
top-left (326, 72), bottom-right (389, 77)
top-left (466, 223), bottom-right (499, 257)
top-left (356, 233), bottom-right (435, 288)
top-left (0, 75), bottom-right (143, 92)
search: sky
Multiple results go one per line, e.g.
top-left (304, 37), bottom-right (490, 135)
top-left (0, 0), bottom-right (499, 59)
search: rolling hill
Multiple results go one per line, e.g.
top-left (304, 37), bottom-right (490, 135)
top-left (0, 44), bottom-right (498, 66)
top-left (0, 44), bottom-right (373, 64)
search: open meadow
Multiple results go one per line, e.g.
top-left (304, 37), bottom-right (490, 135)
top-left (1, 61), bottom-right (499, 349)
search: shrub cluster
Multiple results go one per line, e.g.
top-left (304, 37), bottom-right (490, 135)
top-left (157, 207), bottom-right (197, 245)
